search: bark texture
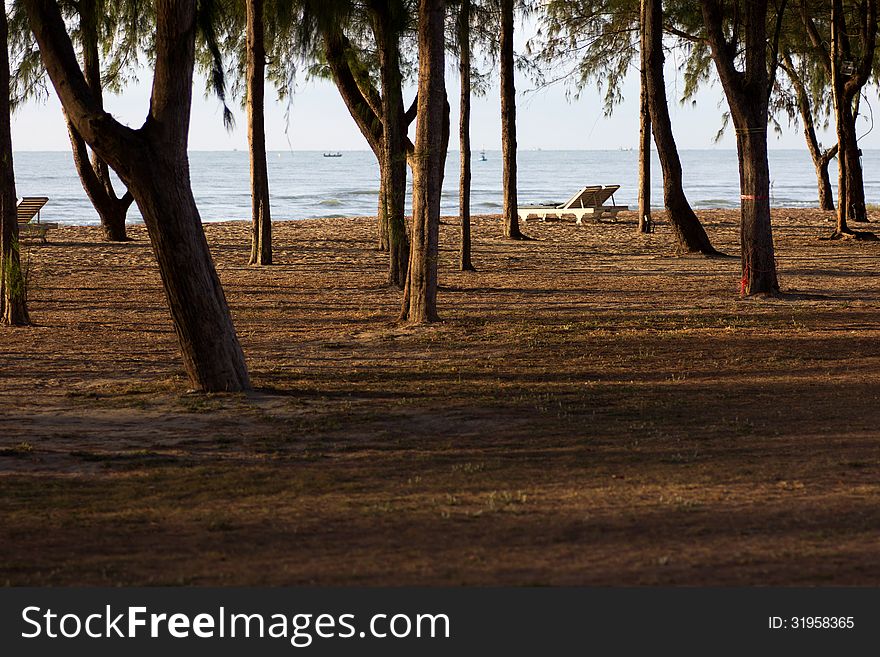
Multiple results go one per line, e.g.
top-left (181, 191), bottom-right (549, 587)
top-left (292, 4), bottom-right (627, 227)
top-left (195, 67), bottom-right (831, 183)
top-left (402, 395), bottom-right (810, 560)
top-left (247, 0), bottom-right (272, 265)
top-left (637, 0), bottom-right (651, 233)
top-left (701, 0), bottom-right (780, 294)
top-left (26, 0), bottom-right (250, 391)
top-left (458, 0), bottom-right (475, 271)
top-left (500, 0), bottom-right (524, 239)
top-left (400, 0), bottom-right (445, 323)
top-left (370, 2), bottom-right (409, 288)
top-left (0, 5), bottom-right (29, 325)
top-left (646, 0), bottom-right (716, 253)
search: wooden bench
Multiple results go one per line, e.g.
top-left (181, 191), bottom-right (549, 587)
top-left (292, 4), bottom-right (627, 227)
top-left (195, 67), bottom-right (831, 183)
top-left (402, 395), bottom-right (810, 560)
top-left (17, 196), bottom-right (57, 243)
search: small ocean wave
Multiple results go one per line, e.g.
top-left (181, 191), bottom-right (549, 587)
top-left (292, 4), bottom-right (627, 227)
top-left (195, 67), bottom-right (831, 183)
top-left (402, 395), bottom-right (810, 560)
top-left (318, 199), bottom-right (344, 207)
top-left (695, 199), bottom-right (739, 209)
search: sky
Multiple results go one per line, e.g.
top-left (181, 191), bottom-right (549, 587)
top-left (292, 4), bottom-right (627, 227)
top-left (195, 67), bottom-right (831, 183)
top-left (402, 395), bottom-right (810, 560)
top-left (10, 21), bottom-right (879, 153)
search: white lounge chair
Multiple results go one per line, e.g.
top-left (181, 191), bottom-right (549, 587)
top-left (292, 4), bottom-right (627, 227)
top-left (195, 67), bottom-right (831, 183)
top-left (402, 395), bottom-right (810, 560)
top-left (17, 196), bottom-right (57, 243)
top-left (518, 185), bottom-right (629, 224)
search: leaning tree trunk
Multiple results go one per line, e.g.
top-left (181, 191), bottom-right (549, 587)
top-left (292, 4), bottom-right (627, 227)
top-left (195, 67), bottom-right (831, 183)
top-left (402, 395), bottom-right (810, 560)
top-left (0, 5), bottom-right (28, 326)
top-left (458, 0), bottom-right (475, 271)
top-left (372, 5), bottom-right (409, 289)
top-left (500, 0), bottom-right (524, 239)
top-left (400, 0), bottom-right (445, 323)
top-left (637, 0), bottom-right (651, 233)
top-left (28, 0), bottom-right (250, 391)
top-left (247, 0), bottom-right (272, 265)
top-left (67, 120), bottom-right (134, 241)
top-left (69, 0), bottom-right (133, 242)
top-left (816, 151), bottom-right (836, 212)
top-left (646, 0), bottom-right (716, 253)
top-left (780, 51), bottom-right (836, 211)
top-left (323, 27), bottom-right (412, 258)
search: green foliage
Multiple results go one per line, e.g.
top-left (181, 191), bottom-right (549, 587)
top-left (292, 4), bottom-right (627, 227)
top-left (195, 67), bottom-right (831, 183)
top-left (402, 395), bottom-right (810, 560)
top-left (8, 0), bottom-right (153, 110)
top-left (531, 0), bottom-right (640, 113)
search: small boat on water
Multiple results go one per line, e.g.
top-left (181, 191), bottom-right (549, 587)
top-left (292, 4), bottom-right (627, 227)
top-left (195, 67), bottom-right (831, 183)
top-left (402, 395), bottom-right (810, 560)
top-left (479, 149), bottom-right (487, 162)
top-left (323, 152), bottom-right (343, 158)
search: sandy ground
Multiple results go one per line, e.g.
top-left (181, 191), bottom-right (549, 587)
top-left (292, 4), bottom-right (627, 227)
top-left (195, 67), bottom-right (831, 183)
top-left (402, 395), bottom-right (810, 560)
top-left (1, 208), bottom-right (880, 585)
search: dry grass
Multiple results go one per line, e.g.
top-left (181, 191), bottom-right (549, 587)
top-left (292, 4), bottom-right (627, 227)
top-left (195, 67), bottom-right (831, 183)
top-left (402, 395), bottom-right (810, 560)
top-left (1, 208), bottom-right (879, 585)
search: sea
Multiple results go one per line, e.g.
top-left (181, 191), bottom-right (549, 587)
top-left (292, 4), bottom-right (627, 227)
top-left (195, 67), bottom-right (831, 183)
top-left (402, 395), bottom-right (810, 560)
top-left (12, 149), bottom-right (879, 226)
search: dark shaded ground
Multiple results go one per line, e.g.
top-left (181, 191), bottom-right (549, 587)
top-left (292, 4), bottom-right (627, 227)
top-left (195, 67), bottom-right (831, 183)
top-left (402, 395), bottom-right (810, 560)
top-left (1, 209), bottom-right (879, 585)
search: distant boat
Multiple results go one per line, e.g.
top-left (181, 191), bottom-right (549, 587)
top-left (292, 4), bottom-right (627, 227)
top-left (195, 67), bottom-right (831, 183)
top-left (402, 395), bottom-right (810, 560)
top-left (479, 149), bottom-right (487, 162)
top-left (323, 152), bottom-right (343, 158)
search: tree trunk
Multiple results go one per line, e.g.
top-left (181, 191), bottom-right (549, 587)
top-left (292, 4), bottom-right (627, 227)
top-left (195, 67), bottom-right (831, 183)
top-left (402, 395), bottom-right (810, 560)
top-left (500, 0), bottom-right (524, 239)
top-left (737, 128), bottom-right (779, 293)
top-left (377, 175), bottom-right (389, 251)
top-left (247, 0), bottom-right (272, 265)
top-left (324, 27), bottom-right (414, 259)
top-left (458, 0), bottom-right (475, 271)
top-left (371, 3), bottom-right (410, 289)
top-left (66, 119), bottom-right (133, 241)
top-left (637, 0), bottom-right (651, 233)
top-left (68, 0), bottom-right (133, 242)
top-left (817, 157), bottom-right (835, 211)
top-left (0, 5), bottom-right (28, 326)
top-left (844, 124), bottom-right (867, 222)
top-left (829, 0), bottom-right (876, 232)
top-left (646, 0), bottom-right (716, 253)
top-left (831, 0), bottom-right (852, 236)
top-left (701, 0), bottom-right (779, 294)
top-left (400, 0), bottom-right (445, 323)
top-left (781, 51), bottom-right (837, 212)
top-left (27, 0), bottom-right (250, 391)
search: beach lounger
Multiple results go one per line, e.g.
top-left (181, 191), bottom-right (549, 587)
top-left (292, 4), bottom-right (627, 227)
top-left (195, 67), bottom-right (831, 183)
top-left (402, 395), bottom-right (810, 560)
top-left (518, 185), bottom-right (629, 224)
top-left (17, 196), bottom-right (56, 243)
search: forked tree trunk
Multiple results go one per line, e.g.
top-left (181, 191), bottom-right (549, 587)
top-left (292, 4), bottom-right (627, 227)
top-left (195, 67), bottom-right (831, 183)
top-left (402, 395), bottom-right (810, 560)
top-left (637, 0), bottom-right (651, 233)
top-left (500, 0), bottom-right (524, 239)
top-left (69, 0), bottom-right (133, 242)
top-left (324, 24), bottom-right (410, 276)
top-left (458, 0), bottom-right (475, 271)
top-left (247, 0), bottom-right (272, 265)
top-left (781, 51), bottom-right (836, 211)
top-left (67, 120), bottom-right (133, 241)
top-left (400, 0), bottom-right (445, 323)
top-left (322, 31), bottom-right (388, 251)
top-left (829, 0), bottom-right (875, 232)
top-left (646, 0), bottom-right (716, 253)
top-left (831, 0), bottom-right (852, 236)
top-left (701, 0), bottom-right (779, 294)
top-left (27, 0), bottom-right (250, 391)
top-left (0, 5), bottom-right (28, 326)
top-left (371, 3), bottom-right (409, 288)
top-left (801, 1), bottom-right (874, 223)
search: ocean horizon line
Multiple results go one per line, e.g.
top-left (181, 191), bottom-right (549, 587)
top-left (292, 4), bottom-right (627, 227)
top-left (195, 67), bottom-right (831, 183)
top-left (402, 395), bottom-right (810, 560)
top-left (10, 147), bottom-right (858, 154)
